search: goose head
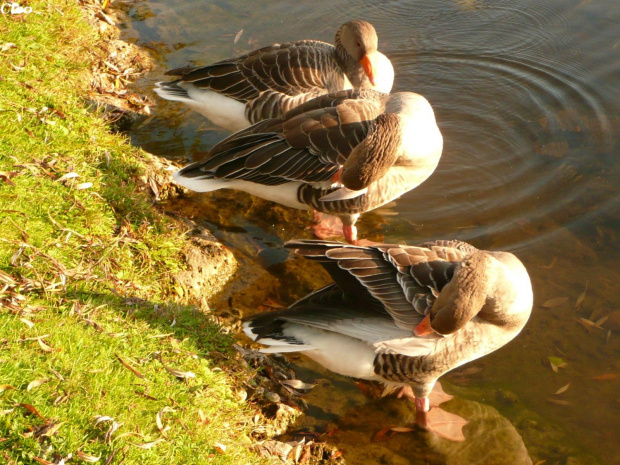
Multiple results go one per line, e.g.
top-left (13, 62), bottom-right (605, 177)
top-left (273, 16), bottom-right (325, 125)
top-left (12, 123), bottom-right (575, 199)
top-left (336, 20), bottom-right (394, 94)
top-left (414, 250), bottom-right (533, 337)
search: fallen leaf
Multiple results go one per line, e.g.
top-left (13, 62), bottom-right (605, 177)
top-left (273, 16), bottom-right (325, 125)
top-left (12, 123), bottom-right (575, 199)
top-left (0, 408), bottom-right (15, 416)
top-left (542, 297), bottom-right (569, 308)
top-left (27, 379), bottom-right (49, 391)
top-left (77, 451), bottom-right (101, 462)
top-left (40, 421), bottom-right (65, 437)
top-left (554, 383), bottom-right (571, 395)
top-left (146, 333), bottom-right (174, 339)
top-left (16, 403), bottom-right (47, 420)
top-left (20, 318), bottom-right (34, 328)
top-left (53, 393), bottom-right (70, 406)
top-left (577, 318), bottom-right (605, 331)
top-left (197, 409), bottom-right (210, 425)
top-left (134, 390), bottom-right (157, 401)
top-left (84, 319), bottom-right (105, 332)
top-left (0, 385), bottom-right (15, 393)
top-left (575, 282), bottom-right (588, 308)
top-left (0, 171), bottom-right (16, 186)
top-left (546, 397), bottom-right (571, 406)
top-left (38, 338), bottom-right (53, 353)
top-left (548, 356), bottom-right (567, 373)
top-left (261, 298), bottom-right (286, 309)
top-left (115, 354), bottom-right (145, 379)
top-left (19, 334), bottom-right (50, 342)
top-left (233, 29), bottom-right (244, 44)
top-left (280, 379), bottom-right (316, 390)
top-left (372, 427), bottom-right (393, 442)
top-left (214, 442), bottom-right (227, 453)
top-left (591, 373), bottom-right (619, 381)
top-left (595, 315), bottom-right (608, 328)
top-left (577, 318), bottom-right (595, 333)
top-left (1, 43), bottom-right (16, 52)
top-left (164, 366), bottom-right (195, 379)
top-left (94, 415), bottom-right (114, 424)
top-left (156, 407), bottom-right (175, 431)
top-left (31, 457), bottom-right (53, 465)
top-left (56, 172), bottom-right (79, 182)
top-left (389, 426), bottom-right (415, 433)
top-left (131, 439), bottom-right (164, 450)
top-left (75, 182), bottom-right (93, 190)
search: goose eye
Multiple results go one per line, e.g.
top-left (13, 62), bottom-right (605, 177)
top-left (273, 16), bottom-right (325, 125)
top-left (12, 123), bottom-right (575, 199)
top-left (356, 41), bottom-right (361, 47)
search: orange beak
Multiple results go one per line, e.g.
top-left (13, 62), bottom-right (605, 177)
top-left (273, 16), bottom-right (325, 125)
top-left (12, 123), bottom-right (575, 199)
top-left (413, 314), bottom-right (433, 337)
top-left (359, 54), bottom-right (376, 86)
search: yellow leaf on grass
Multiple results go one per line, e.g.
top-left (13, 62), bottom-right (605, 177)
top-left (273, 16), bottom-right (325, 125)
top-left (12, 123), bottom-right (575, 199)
top-left (20, 318), bottom-right (34, 328)
top-left (38, 338), bottom-right (53, 353)
top-left (27, 379), bottom-right (49, 391)
top-left (0, 384), bottom-right (16, 393)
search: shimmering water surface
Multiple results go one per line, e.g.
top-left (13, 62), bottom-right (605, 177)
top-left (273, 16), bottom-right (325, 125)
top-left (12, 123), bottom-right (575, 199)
top-left (123, 1), bottom-right (620, 463)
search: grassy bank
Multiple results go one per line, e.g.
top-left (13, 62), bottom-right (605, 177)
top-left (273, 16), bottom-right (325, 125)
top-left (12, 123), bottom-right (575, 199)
top-left (0, 1), bottom-right (266, 463)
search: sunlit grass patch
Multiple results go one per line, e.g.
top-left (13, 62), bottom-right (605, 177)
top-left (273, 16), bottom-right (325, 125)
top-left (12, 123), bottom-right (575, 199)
top-left (0, 1), bottom-right (264, 463)
top-left (0, 298), bottom-right (260, 464)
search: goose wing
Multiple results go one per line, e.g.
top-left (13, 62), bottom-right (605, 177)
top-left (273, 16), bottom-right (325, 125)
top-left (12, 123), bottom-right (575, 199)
top-left (286, 239), bottom-right (475, 331)
top-left (176, 90), bottom-right (386, 186)
top-left (166, 41), bottom-right (339, 102)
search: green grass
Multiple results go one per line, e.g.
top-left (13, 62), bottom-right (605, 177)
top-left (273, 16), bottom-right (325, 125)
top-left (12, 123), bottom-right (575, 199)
top-left (0, 1), bottom-right (266, 463)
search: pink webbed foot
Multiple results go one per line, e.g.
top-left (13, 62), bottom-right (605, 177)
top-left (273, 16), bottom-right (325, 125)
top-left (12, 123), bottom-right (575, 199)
top-left (416, 404), bottom-right (467, 441)
top-left (397, 382), bottom-right (453, 406)
top-left (428, 381), bottom-right (454, 407)
top-left (308, 212), bottom-right (346, 239)
top-left (399, 383), bottom-right (466, 442)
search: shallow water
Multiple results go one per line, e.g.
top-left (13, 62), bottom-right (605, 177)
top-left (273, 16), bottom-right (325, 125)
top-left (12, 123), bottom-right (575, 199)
top-left (123, 1), bottom-right (620, 463)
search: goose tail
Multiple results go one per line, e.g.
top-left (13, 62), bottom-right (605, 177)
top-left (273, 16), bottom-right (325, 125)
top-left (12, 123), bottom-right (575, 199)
top-left (154, 81), bottom-right (193, 104)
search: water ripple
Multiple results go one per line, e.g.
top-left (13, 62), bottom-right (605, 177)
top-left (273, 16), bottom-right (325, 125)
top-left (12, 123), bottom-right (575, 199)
top-left (388, 50), bottom-right (618, 249)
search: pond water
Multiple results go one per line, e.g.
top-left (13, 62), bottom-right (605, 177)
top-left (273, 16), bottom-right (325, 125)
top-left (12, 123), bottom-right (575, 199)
top-left (122, 1), bottom-right (620, 463)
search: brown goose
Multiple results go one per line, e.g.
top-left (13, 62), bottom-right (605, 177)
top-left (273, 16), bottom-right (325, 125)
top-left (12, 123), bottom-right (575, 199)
top-left (172, 89), bottom-right (442, 243)
top-left (243, 239), bottom-right (533, 441)
top-left (154, 20), bottom-right (394, 132)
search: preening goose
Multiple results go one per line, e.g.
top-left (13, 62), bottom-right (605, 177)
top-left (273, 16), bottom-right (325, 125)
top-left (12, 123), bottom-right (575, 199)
top-left (173, 89), bottom-right (442, 243)
top-left (243, 239), bottom-right (533, 441)
top-left (154, 20), bottom-right (394, 132)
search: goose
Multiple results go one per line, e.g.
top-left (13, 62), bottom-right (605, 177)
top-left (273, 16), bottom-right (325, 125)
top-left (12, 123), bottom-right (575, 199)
top-left (243, 239), bottom-right (533, 441)
top-left (172, 89), bottom-right (443, 244)
top-left (154, 20), bottom-right (394, 132)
